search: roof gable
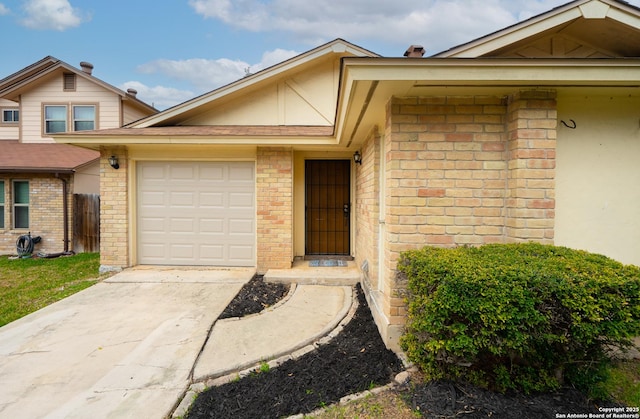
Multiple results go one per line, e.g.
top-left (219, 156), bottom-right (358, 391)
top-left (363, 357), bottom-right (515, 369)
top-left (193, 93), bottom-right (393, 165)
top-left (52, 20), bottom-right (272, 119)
top-left (132, 39), bottom-right (378, 128)
top-left (435, 0), bottom-right (640, 58)
top-left (0, 57), bottom-right (156, 113)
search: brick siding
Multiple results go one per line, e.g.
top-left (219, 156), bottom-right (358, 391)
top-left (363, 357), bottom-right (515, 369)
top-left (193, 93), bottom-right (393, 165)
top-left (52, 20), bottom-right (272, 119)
top-left (99, 147), bottom-right (128, 271)
top-left (0, 174), bottom-right (74, 256)
top-left (506, 90), bottom-right (557, 242)
top-left (256, 147), bottom-right (293, 272)
top-left (355, 129), bottom-right (381, 289)
top-left (365, 91), bottom-right (558, 345)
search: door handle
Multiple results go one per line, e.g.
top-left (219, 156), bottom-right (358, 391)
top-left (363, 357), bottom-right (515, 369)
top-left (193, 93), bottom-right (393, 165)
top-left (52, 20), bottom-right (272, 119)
top-left (343, 204), bottom-right (350, 217)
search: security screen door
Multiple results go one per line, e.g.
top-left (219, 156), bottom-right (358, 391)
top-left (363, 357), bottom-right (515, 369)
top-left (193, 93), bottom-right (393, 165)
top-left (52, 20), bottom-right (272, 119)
top-left (305, 160), bottom-right (350, 255)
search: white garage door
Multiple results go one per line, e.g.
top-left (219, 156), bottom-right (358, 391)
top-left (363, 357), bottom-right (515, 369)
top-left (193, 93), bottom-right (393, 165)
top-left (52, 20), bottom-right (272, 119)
top-left (137, 161), bottom-right (255, 266)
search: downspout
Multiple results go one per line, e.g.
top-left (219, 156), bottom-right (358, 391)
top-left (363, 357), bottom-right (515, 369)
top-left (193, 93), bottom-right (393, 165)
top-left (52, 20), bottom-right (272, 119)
top-left (56, 174), bottom-right (70, 253)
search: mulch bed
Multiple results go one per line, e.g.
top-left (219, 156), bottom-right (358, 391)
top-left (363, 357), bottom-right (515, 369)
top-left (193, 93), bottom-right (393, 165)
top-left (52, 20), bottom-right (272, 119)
top-left (218, 275), bottom-right (289, 319)
top-left (186, 277), bottom-right (619, 419)
top-left (409, 380), bottom-right (613, 418)
top-left (186, 282), bottom-right (404, 419)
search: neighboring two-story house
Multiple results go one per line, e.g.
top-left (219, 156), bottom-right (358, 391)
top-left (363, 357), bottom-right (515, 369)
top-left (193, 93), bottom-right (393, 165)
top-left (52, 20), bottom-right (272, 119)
top-left (0, 57), bottom-right (156, 255)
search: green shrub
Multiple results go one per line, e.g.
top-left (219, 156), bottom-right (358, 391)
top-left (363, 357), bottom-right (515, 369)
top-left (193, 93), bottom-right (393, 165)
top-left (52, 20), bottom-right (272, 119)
top-left (399, 243), bottom-right (640, 395)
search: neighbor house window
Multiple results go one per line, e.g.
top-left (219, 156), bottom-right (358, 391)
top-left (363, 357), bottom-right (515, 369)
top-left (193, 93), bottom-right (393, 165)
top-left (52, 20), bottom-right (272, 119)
top-left (2, 109), bottom-right (19, 124)
top-left (13, 181), bottom-right (29, 229)
top-left (73, 105), bottom-right (95, 131)
top-left (44, 105), bottom-right (67, 134)
top-left (0, 181), bottom-right (4, 229)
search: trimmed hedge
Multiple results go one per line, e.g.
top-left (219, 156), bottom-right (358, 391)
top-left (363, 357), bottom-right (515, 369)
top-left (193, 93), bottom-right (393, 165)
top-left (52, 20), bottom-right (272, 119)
top-left (399, 243), bottom-right (640, 394)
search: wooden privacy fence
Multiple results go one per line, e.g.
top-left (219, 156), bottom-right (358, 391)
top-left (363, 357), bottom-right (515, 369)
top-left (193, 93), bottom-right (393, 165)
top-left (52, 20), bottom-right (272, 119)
top-left (73, 194), bottom-right (100, 253)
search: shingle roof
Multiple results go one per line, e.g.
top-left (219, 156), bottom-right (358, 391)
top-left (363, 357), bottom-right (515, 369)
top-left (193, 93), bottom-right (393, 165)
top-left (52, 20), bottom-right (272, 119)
top-left (0, 141), bottom-right (99, 172)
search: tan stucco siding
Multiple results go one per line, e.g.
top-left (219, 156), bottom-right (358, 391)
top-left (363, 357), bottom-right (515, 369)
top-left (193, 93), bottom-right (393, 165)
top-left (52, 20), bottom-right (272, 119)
top-left (182, 59), bottom-right (340, 126)
top-left (556, 94), bottom-right (640, 266)
top-left (20, 75), bottom-right (121, 143)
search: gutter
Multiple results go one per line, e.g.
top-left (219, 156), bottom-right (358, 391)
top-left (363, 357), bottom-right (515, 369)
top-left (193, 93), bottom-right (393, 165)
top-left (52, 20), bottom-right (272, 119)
top-left (0, 168), bottom-right (75, 174)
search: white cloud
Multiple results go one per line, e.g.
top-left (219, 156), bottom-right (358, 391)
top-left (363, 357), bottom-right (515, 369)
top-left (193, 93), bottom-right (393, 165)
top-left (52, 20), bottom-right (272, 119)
top-left (188, 0), bottom-right (573, 54)
top-left (134, 48), bottom-right (299, 108)
top-left (120, 81), bottom-right (194, 111)
top-left (0, 4), bottom-right (10, 15)
top-left (137, 57), bottom-right (251, 92)
top-left (20, 0), bottom-right (88, 31)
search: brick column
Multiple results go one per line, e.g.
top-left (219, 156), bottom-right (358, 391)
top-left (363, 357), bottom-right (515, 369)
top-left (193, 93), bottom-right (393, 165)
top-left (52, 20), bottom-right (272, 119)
top-left (505, 90), bottom-right (557, 242)
top-left (256, 147), bottom-right (293, 272)
top-left (99, 146), bottom-right (128, 273)
top-left (354, 129), bottom-right (381, 289)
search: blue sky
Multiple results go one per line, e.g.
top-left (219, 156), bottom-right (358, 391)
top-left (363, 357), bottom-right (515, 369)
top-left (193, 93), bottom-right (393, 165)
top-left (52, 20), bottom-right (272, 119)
top-left (1, 0), bottom-right (639, 109)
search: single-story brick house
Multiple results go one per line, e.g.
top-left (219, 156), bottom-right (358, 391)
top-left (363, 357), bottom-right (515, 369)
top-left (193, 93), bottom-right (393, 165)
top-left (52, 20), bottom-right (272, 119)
top-left (56, 0), bottom-right (640, 349)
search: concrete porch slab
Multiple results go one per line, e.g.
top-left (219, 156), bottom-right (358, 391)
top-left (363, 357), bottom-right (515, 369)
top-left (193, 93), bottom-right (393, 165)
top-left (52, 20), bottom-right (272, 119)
top-left (264, 260), bottom-right (361, 286)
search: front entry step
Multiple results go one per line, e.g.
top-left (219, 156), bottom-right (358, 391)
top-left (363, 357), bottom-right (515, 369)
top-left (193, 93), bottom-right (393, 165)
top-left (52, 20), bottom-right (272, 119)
top-left (264, 260), bottom-right (361, 286)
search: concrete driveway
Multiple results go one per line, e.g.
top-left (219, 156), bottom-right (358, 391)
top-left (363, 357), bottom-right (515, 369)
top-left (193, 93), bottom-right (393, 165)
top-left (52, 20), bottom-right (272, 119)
top-left (0, 267), bottom-right (254, 419)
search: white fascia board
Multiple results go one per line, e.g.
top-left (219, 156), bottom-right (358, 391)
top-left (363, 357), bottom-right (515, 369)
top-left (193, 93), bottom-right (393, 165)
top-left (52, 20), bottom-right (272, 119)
top-left (342, 58), bottom-right (640, 85)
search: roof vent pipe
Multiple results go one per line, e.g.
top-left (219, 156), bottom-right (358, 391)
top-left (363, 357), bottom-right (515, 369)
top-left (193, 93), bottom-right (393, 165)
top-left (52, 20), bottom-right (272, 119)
top-left (404, 45), bottom-right (425, 58)
top-left (126, 88), bottom-right (137, 98)
top-left (80, 61), bottom-right (94, 75)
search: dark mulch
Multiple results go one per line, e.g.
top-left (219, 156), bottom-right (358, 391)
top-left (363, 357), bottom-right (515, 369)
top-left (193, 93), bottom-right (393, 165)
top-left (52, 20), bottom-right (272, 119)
top-left (410, 380), bottom-right (614, 418)
top-left (186, 283), bottom-right (404, 419)
top-left (187, 278), bottom-right (618, 419)
top-left (218, 275), bottom-right (289, 319)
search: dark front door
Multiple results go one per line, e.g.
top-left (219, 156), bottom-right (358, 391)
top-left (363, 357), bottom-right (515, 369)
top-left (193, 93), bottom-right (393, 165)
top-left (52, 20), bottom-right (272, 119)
top-left (305, 160), bottom-right (350, 255)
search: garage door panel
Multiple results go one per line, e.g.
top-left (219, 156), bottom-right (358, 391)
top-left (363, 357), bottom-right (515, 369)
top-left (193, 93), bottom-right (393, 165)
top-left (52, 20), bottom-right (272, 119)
top-left (138, 161), bottom-right (255, 266)
top-left (141, 191), bottom-right (165, 206)
top-left (200, 166), bottom-right (225, 181)
top-left (229, 219), bottom-right (254, 234)
top-left (199, 192), bottom-right (224, 207)
top-left (229, 245), bottom-right (254, 261)
top-left (229, 165), bottom-right (254, 181)
top-left (229, 192), bottom-right (254, 208)
top-left (170, 244), bottom-right (196, 259)
top-left (170, 218), bottom-right (195, 233)
top-left (170, 166), bottom-right (195, 179)
top-left (140, 217), bottom-right (166, 232)
top-left (170, 192), bottom-right (195, 207)
top-left (140, 243), bottom-right (166, 258)
top-left (200, 218), bottom-right (224, 233)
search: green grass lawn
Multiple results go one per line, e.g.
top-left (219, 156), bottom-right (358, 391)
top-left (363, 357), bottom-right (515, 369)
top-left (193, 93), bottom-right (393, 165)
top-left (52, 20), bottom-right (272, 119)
top-left (0, 253), bottom-right (100, 327)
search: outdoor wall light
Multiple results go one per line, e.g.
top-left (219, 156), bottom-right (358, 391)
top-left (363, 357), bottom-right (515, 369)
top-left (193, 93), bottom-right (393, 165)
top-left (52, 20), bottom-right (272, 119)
top-left (353, 151), bottom-right (362, 165)
top-left (108, 155), bottom-right (120, 169)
